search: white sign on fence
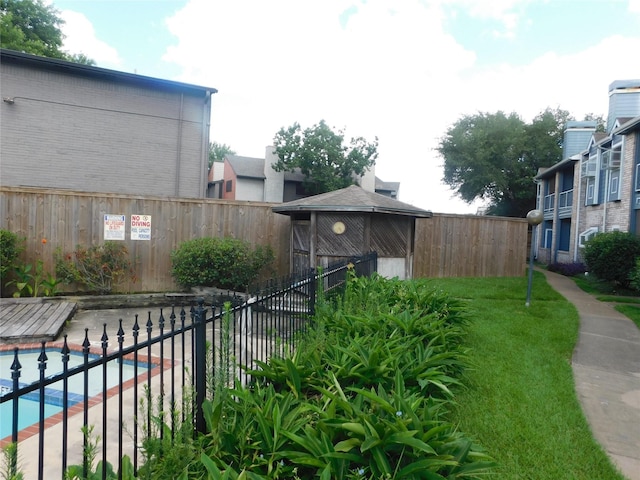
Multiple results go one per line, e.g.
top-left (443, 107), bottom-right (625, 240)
top-left (131, 214), bottom-right (152, 241)
top-left (104, 214), bottom-right (126, 240)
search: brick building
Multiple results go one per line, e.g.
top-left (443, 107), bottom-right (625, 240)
top-left (0, 49), bottom-right (216, 198)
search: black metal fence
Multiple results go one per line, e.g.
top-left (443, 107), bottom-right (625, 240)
top-left (0, 252), bottom-right (377, 479)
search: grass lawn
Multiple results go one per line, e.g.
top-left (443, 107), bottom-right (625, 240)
top-left (572, 273), bottom-right (640, 329)
top-left (613, 304), bottom-right (640, 329)
top-left (428, 272), bottom-right (627, 480)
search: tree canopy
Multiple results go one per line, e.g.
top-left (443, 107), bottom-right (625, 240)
top-left (272, 120), bottom-right (378, 195)
top-left (437, 108), bottom-right (574, 217)
top-left (208, 142), bottom-right (235, 168)
top-left (0, 0), bottom-right (95, 64)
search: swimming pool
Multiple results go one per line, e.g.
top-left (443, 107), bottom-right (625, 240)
top-left (0, 348), bottom-right (150, 440)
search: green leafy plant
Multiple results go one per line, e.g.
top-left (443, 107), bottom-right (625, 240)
top-left (5, 260), bottom-right (61, 298)
top-left (5, 262), bottom-right (35, 298)
top-left (1, 442), bottom-right (23, 480)
top-left (583, 231), bottom-right (640, 287)
top-left (211, 302), bottom-right (235, 393)
top-left (170, 237), bottom-right (274, 291)
top-left (0, 230), bottom-right (24, 296)
top-left (136, 385), bottom-right (198, 480)
top-left (64, 425), bottom-right (136, 480)
top-left (173, 274), bottom-right (492, 479)
top-left (121, 274), bottom-right (494, 478)
top-left (55, 242), bottom-right (136, 294)
top-left (2, 232), bottom-right (61, 297)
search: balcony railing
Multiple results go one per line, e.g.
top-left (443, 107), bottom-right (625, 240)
top-left (558, 189), bottom-right (573, 216)
top-left (543, 190), bottom-right (573, 217)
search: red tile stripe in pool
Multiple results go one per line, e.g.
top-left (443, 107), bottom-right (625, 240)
top-left (0, 341), bottom-right (175, 447)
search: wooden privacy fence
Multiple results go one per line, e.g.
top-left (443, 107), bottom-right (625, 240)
top-left (413, 213), bottom-right (527, 277)
top-left (0, 187), bottom-right (290, 293)
top-left (0, 188), bottom-right (528, 293)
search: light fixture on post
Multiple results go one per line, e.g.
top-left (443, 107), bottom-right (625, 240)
top-left (525, 209), bottom-right (543, 307)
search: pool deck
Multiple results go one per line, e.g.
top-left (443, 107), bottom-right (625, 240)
top-left (0, 298), bottom-right (77, 344)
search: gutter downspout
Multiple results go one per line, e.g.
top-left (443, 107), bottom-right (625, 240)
top-left (602, 166), bottom-right (610, 233)
top-left (200, 90), bottom-right (212, 198)
top-left (631, 132), bottom-right (640, 234)
top-left (573, 156), bottom-right (582, 262)
top-left (553, 171), bottom-right (560, 263)
top-left (533, 178), bottom-right (541, 261)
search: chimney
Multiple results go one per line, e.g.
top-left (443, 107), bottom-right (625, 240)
top-left (562, 121), bottom-right (596, 160)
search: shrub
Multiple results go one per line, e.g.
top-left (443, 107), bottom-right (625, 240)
top-left (164, 274), bottom-right (495, 478)
top-left (170, 237), bottom-right (274, 291)
top-left (0, 229), bottom-right (23, 288)
top-left (55, 242), bottom-right (136, 294)
top-left (121, 275), bottom-right (494, 479)
top-left (583, 231), bottom-right (640, 287)
top-left (547, 262), bottom-right (587, 277)
top-left (629, 258), bottom-right (640, 292)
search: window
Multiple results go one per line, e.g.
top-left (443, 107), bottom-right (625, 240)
top-left (608, 171), bottom-right (620, 201)
top-left (586, 178), bottom-right (596, 205)
top-left (225, 180), bottom-right (232, 192)
top-left (580, 155), bottom-right (597, 178)
top-left (610, 143), bottom-right (622, 169)
top-left (558, 218), bottom-right (571, 252)
top-left (636, 163), bottom-right (640, 192)
top-left (602, 142), bottom-right (622, 202)
top-left (544, 228), bottom-right (553, 248)
top-left (584, 149), bottom-right (600, 206)
top-left (578, 227), bottom-right (598, 248)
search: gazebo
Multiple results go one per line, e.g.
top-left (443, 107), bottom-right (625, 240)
top-left (272, 185), bottom-right (432, 279)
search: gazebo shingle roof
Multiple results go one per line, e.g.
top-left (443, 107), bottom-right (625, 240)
top-left (272, 185), bottom-right (432, 218)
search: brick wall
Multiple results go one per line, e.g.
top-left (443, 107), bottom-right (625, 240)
top-left (0, 63), bottom-right (210, 198)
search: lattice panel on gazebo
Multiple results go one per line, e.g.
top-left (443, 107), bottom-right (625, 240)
top-left (371, 215), bottom-right (409, 256)
top-left (316, 213), bottom-right (364, 256)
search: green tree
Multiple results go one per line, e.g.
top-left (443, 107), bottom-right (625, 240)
top-left (438, 108), bottom-right (573, 217)
top-left (208, 141), bottom-right (235, 168)
top-left (584, 112), bottom-right (607, 132)
top-left (272, 120), bottom-right (378, 195)
top-left (65, 52), bottom-right (96, 66)
top-left (0, 0), bottom-right (95, 64)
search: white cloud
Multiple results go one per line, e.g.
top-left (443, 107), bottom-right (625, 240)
top-left (457, 35), bottom-right (640, 123)
top-left (162, 0), bottom-right (483, 213)
top-left (439, 0), bottom-right (531, 38)
top-left (59, 10), bottom-right (122, 68)
top-left (159, 0), bottom-right (639, 214)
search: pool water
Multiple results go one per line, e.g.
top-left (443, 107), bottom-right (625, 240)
top-left (0, 349), bottom-right (150, 439)
top-left (0, 400), bottom-right (62, 438)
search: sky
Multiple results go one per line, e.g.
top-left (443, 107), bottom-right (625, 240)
top-left (50, 0), bottom-right (640, 214)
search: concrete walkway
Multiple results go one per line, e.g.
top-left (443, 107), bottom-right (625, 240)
top-left (540, 269), bottom-right (640, 480)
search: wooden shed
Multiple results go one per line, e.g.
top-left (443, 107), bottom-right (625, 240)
top-left (272, 185), bottom-right (432, 279)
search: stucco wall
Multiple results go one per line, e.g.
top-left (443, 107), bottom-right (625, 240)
top-left (236, 177), bottom-right (265, 202)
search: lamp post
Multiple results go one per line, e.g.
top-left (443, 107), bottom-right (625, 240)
top-left (525, 209), bottom-right (544, 307)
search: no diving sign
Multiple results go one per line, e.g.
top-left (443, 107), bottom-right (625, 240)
top-left (131, 214), bottom-right (152, 241)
